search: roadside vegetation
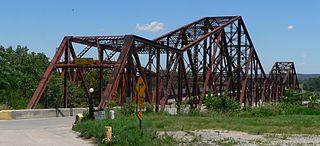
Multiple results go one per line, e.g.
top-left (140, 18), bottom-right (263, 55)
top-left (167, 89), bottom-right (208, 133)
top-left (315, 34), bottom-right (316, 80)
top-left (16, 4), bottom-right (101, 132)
top-left (73, 90), bottom-right (320, 145)
top-left (73, 104), bottom-right (176, 146)
top-left (0, 46), bottom-right (108, 110)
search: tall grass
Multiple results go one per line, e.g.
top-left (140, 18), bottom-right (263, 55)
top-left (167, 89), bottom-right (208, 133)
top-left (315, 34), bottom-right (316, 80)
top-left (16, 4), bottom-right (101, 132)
top-left (73, 112), bottom-right (175, 146)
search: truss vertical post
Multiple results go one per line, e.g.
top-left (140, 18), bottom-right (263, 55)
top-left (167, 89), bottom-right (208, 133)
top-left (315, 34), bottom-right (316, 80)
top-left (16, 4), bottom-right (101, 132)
top-left (178, 54), bottom-right (183, 112)
top-left (127, 53), bottom-right (133, 104)
top-left (63, 41), bottom-right (69, 108)
top-left (237, 19), bottom-right (242, 101)
top-left (156, 47), bottom-right (160, 112)
top-left (98, 44), bottom-right (104, 102)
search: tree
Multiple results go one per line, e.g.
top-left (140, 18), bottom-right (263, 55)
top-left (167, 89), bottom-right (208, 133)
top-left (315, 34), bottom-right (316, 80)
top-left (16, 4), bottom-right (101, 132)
top-left (0, 45), bottom-right (112, 109)
top-left (303, 77), bottom-right (320, 91)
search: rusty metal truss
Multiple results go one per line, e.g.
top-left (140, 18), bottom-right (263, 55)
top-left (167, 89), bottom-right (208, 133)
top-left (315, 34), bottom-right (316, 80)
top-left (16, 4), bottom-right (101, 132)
top-left (27, 16), bottom-right (300, 110)
top-left (263, 62), bottom-right (300, 102)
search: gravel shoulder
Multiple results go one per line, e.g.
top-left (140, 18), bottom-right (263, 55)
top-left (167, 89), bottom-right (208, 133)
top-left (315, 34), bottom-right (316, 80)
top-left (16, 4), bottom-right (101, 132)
top-left (159, 129), bottom-right (320, 145)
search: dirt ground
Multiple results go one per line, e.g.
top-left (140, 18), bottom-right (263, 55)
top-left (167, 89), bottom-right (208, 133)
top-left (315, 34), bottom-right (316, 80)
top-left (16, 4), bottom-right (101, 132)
top-left (159, 129), bottom-right (320, 145)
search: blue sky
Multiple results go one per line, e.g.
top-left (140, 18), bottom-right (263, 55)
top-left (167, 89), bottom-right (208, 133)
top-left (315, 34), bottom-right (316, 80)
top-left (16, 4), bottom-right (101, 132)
top-left (0, 0), bottom-right (319, 73)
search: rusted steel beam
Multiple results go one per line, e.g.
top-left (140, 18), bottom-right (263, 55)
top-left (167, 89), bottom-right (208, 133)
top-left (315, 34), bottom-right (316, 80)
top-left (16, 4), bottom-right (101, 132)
top-left (55, 64), bottom-right (118, 68)
top-left (98, 35), bottom-right (134, 109)
top-left (63, 40), bottom-right (69, 108)
top-left (200, 36), bottom-right (221, 104)
top-left (70, 43), bottom-right (90, 97)
top-left (161, 54), bottom-right (180, 110)
top-left (27, 37), bottom-right (69, 109)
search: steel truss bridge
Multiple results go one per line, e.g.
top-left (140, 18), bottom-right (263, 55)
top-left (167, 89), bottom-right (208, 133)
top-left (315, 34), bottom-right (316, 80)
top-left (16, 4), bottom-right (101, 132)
top-left (27, 16), bottom-right (300, 110)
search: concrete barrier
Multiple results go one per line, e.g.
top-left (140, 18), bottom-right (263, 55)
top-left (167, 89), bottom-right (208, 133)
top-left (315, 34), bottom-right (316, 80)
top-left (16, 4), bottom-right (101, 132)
top-left (0, 110), bottom-right (12, 120)
top-left (0, 108), bottom-right (88, 120)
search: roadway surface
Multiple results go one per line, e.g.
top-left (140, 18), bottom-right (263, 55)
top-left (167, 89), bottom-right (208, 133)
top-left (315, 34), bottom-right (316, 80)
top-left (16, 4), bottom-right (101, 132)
top-left (0, 117), bottom-right (94, 146)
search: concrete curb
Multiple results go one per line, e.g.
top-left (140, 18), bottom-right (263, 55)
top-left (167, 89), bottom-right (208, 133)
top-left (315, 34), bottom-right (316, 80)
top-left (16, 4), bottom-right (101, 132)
top-left (0, 108), bottom-right (88, 120)
top-left (0, 110), bottom-right (12, 120)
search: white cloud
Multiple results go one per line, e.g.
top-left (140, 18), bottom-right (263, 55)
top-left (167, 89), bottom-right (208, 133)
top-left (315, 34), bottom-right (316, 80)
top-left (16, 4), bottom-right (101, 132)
top-left (136, 21), bottom-right (164, 33)
top-left (287, 25), bottom-right (294, 30)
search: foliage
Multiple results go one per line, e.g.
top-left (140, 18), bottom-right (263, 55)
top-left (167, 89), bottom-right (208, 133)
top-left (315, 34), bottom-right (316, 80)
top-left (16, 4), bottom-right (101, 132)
top-left (74, 111), bottom-right (320, 145)
top-left (106, 100), bottom-right (118, 109)
top-left (280, 90), bottom-right (303, 105)
top-left (41, 74), bottom-right (63, 108)
top-left (119, 103), bottom-right (136, 115)
top-left (84, 69), bottom-right (112, 106)
top-left (303, 76), bottom-right (320, 91)
top-left (73, 112), bottom-right (176, 146)
top-left (0, 45), bottom-right (92, 109)
top-left (0, 45), bottom-right (49, 109)
top-left (145, 102), bottom-right (154, 113)
top-left (305, 92), bottom-right (320, 108)
top-left (204, 95), bottom-right (240, 112)
top-left (0, 104), bottom-right (12, 110)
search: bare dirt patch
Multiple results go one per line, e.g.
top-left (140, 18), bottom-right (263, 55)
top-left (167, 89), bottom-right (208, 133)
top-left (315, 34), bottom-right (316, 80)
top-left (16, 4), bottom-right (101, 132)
top-left (158, 129), bottom-right (320, 145)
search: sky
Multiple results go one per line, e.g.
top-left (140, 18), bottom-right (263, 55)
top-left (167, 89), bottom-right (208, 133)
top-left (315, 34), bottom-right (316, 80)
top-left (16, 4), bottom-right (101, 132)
top-left (0, 0), bottom-right (319, 74)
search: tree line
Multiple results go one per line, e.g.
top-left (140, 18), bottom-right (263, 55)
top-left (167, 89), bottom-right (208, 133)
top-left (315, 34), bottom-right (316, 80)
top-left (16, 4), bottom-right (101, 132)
top-left (0, 45), bottom-right (103, 110)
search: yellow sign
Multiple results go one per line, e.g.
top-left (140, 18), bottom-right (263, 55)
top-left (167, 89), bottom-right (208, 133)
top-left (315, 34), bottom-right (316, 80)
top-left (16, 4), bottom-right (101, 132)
top-left (137, 111), bottom-right (142, 120)
top-left (138, 96), bottom-right (144, 108)
top-left (75, 58), bottom-right (94, 65)
top-left (135, 77), bottom-right (146, 97)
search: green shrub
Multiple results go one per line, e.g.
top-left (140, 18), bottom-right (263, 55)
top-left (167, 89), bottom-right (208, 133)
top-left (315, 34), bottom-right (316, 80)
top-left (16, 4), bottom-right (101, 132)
top-left (81, 110), bottom-right (90, 121)
top-left (106, 100), bottom-right (118, 109)
top-left (120, 103), bottom-right (136, 115)
top-left (306, 92), bottom-right (320, 108)
top-left (145, 102), bottom-right (154, 113)
top-left (280, 90), bottom-right (302, 105)
top-left (204, 95), bottom-right (240, 112)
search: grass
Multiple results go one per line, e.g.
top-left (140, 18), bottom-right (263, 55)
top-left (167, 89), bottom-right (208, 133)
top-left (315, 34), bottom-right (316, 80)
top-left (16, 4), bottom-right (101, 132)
top-left (72, 112), bottom-right (176, 146)
top-left (73, 104), bottom-right (320, 145)
top-left (145, 113), bottom-right (320, 135)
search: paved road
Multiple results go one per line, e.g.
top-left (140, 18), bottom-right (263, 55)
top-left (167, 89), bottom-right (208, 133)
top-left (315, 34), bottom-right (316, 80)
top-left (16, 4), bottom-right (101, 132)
top-left (0, 117), bottom-right (94, 146)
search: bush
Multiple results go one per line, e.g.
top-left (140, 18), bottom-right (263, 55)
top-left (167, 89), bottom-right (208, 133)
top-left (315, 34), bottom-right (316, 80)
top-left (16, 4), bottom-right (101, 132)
top-left (280, 90), bottom-right (302, 105)
top-left (106, 100), bottom-right (118, 109)
top-left (204, 95), bottom-right (240, 112)
top-left (120, 103), bottom-right (136, 115)
top-left (81, 110), bottom-right (90, 121)
top-left (305, 92), bottom-right (320, 108)
top-left (145, 102), bottom-right (154, 113)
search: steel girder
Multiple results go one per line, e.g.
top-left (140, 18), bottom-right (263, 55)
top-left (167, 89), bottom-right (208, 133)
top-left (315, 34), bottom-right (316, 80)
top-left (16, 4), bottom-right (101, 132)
top-left (28, 16), bottom-right (300, 109)
top-left (154, 16), bottom-right (266, 107)
top-left (27, 35), bottom-right (182, 109)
